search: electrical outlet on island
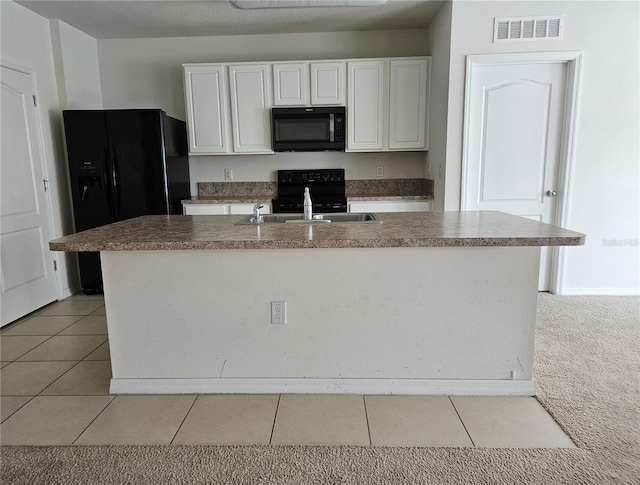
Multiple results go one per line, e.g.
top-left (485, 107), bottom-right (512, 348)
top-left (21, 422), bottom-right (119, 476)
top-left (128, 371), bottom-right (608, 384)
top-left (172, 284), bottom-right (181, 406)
top-left (271, 301), bottom-right (287, 324)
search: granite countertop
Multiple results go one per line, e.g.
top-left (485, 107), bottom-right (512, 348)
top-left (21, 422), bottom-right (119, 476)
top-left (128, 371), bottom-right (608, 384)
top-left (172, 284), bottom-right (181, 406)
top-left (49, 211), bottom-right (585, 252)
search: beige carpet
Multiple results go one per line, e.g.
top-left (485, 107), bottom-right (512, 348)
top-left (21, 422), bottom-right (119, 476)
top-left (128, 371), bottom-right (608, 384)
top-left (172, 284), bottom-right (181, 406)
top-left (1, 294), bottom-right (639, 484)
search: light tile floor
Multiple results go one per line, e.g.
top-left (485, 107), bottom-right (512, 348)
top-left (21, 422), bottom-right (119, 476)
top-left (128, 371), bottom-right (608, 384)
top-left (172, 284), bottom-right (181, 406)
top-left (0, 294), bottom-right (576, 448)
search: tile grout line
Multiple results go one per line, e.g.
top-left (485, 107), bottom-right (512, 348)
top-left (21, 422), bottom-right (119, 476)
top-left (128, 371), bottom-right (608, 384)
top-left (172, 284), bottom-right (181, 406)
top-left (3, 334), bottom-right (56, 362)
top-left (71, 394), bottom-right (117, 445)
top-left (170, 394), bottom-right (200, 444)
top-left (34, 316), bottom-right (98, 394)
top-left (49, 302), bottom-right (111, 445)
top-left (362, 395), bottom-right (372, 446)
top-left (37, 359), bottom-right (85, 396)
top-left (0, 395), bottom-right (37, 424)
top-left (1, 305), bottom-right (108, 429)
top-left (448, 396), bottom-right (476, 447)
top-left (2, 314), bottom-right (84, 336)
top-left (269, 394), bottom-right (282, 445)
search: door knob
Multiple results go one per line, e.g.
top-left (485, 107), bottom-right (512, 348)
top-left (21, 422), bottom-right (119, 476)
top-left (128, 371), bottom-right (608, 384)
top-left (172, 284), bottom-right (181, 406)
top-left (546, 189), bottom-right (557, 197)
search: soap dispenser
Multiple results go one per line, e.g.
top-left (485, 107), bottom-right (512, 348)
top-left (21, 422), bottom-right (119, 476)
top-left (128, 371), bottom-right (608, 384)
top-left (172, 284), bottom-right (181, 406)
top-left (303, 187), bottom-right (312, 220)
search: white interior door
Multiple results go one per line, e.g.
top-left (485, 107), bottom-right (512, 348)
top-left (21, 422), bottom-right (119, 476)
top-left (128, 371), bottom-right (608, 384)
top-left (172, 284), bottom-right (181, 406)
top-left (1, 65), bottom-right (58, 326)
top-left (462, 59), bottom-right (569, 291)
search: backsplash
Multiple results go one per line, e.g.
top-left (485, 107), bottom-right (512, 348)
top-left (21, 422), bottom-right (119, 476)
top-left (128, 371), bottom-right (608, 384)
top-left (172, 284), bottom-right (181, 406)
top-left (197, 178), bottom-right (434, 198)
top-left (346, 179), bottom-right (433, 197)
top-left (198, 182), bottom-right (277, 198)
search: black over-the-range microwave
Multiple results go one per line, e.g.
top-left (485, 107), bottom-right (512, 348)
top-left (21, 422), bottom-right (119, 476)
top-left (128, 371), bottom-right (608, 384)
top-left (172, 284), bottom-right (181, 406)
top-left (271, 106), bottom-right (346, 152)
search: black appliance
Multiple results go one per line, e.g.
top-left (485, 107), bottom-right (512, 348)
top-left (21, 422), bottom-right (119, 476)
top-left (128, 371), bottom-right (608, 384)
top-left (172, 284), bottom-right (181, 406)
top-left (272, 169), bottom-right (347, 213)
top-left (63, 109), bottom-right (190, 294)
top-left (271, 107), bottom-right (346, 152)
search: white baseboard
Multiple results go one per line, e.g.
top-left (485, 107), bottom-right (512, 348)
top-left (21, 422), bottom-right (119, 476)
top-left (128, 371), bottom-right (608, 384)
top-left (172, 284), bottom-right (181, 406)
top-left (59, 286), bottom-right (78, 299)
top-left (110, 378), bottom-right (536, 396)
top-left (558, 287), bottom-right (640, 296)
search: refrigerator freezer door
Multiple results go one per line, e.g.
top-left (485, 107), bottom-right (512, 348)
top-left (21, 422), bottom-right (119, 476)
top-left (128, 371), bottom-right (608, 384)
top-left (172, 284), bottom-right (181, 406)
top-left (63, 111), bottom-right (114, 231)
top-left (63, 110), bottom-right (114, 293)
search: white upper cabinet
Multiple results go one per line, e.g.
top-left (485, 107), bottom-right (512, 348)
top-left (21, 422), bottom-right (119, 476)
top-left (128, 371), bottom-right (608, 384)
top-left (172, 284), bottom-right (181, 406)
top-left (228, 64), bottom-right (273, 153)
top-left (310, 61), bottom-right (345, 105)
top-left (273, 62), bottom-right (308, 106)
top-left (347, 57), bottom-right (430, 152)
top-left (183, 65), bottom-right (231, 154)
top-left (183, 57), bottom-right (429, 155)
top-left (389, 58), bottom-right (430, 150)
top-left (347, 60), bottom-right (385, 151)
top-left (273, 61), bottom-right (345, 107)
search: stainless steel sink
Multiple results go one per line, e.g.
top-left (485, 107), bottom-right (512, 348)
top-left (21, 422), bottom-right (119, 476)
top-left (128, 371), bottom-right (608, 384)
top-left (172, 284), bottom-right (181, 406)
top-left (236, 213), bottom-right (378, 225)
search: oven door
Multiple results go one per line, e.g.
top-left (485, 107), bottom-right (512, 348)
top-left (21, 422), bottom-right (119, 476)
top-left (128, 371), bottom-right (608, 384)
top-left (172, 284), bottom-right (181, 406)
top-left (272, 108), bottom-right (345, 151)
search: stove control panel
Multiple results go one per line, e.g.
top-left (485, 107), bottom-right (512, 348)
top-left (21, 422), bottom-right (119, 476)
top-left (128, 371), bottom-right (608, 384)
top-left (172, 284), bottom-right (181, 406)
top-left (278, 169), bottom-right (344, 185)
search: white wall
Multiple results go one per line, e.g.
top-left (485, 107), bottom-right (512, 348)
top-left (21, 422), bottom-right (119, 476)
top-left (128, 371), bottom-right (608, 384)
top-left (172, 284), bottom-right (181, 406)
top-left (445, 1), bottom-right (639, 295)
top-left (97, 30), bottom-right (433, 188)
top-left (50, 20), bottom-right (103, 109)
top-left (0, 1), bottom-right (79, 297)
top-left (424, 0), bottom-right (452, 210)
top-left (105, 246), bottom-right (539, 391)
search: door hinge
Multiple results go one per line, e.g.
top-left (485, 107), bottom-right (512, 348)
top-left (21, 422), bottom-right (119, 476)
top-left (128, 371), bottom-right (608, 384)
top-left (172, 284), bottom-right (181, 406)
top-left (43, 179), bottom-right (49, 192)
top-left (53, 260), bottom-right (58, 271)
top-left (33, 95), bottom-right (37, 107)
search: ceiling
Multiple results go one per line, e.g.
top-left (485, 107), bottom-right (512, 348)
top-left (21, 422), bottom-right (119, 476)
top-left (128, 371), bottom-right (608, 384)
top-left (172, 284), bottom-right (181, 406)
top-left (16, 0), bottom-right (444, 39)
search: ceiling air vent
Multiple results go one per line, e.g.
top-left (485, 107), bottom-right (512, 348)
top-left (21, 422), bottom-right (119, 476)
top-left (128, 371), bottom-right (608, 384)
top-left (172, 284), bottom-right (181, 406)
top-left (494, 16), bottom-right (564, 43)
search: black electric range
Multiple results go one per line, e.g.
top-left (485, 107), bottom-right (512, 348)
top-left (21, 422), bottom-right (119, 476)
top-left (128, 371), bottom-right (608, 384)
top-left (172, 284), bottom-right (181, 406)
top-left (272, 169), bottom-right (347, 213)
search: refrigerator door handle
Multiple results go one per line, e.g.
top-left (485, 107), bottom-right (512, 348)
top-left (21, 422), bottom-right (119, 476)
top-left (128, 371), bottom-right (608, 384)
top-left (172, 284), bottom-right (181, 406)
top-left (107, 144), bottom-right (120, 221)
top-left (111, 148), bottom-right (121, 219)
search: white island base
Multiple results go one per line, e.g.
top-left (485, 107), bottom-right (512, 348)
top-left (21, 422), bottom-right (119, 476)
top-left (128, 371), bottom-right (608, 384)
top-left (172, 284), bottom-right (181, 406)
top-left (103, 246), bottom-right (540, 396)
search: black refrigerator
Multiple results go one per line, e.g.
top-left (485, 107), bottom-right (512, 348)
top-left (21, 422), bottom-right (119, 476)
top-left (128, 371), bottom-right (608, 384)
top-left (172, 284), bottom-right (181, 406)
top-left (63, 109), bottom-right (190, 294)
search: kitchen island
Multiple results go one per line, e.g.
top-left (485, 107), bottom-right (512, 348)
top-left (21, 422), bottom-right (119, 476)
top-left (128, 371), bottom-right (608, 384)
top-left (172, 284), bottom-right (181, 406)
top-left (50, 211), bottom-right (584, 396)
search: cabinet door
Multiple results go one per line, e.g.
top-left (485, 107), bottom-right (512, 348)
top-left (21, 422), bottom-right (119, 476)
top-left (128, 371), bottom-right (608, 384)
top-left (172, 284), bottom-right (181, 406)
top-left (389, 58), bottom-right (429, 150)
top-left (273, 63), bottom-right (308, 106)
top-left (228, 203), bottom-right (272, 215)
top-left (228, 64), bottom-right (273, 153)
top-left (183, 204), bottom-right (229, 215)
top-left (348, 200), bottom-right (432, 212)
top-left (347, 60), bottom-right (385, 151)
top-left (183, 65), bottom-right (231, 154)
top-left (310, 61), bottom-right (345, 105)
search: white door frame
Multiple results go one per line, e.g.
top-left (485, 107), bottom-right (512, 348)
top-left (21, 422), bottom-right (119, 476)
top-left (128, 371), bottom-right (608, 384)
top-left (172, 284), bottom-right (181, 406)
top-left (461, 51), bottom-right (583, 294)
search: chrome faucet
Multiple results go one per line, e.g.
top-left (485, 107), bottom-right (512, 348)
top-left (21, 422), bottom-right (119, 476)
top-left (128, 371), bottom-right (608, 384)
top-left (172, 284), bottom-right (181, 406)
top-left (252, 202), bottom-right (264, 223)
